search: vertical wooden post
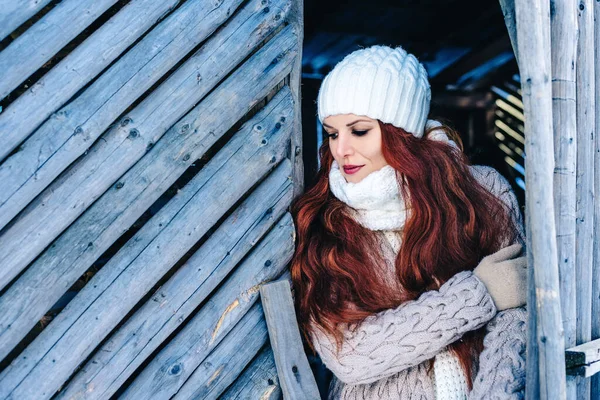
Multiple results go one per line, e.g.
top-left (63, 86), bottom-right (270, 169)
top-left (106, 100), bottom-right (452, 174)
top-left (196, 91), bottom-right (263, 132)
top-left (514, 0), bottom-right (567, 398)
top-left (289, 0), bottom-right (304, 201)
top-left (499, 0), bottom-right (519, 64)
top-left (591, 0), bottom-right (600, 398)
top-left (550, 1), bottom-right (578, 398)
top-left (576, 1), bottom-right (596, 398)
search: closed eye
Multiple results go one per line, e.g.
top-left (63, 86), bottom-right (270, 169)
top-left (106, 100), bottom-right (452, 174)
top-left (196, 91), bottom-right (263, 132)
top-left (325, 130), bottom-right (369, 140)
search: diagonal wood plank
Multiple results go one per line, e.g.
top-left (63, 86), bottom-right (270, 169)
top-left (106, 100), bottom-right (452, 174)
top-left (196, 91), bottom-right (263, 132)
top-left (0, 1), bottom-right (293, 292)
top-left (0, 0), bottom-right (54, 41)
top-left (0, 86), bottom-right (294, 399)
top-left (57, 160), bottom-right (293, 400)
top-left (0, 0), bottom-right (248, 227)
top-left (0, 24), bottom-right (298, 366)
top-left (0, 0), bottom-right (119, 101)
top-left (0, 0), bottom-right (184, 162)
top-left (120, 231), bottom-right (294, 399)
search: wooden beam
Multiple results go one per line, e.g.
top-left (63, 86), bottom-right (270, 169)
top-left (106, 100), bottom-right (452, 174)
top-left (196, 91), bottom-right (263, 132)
top-left (260, 280), bottom-right (320, 400)
top-left (575, 1), bottom-right (596, 398)
top-left (549, 1), bottom-right (578, 398)
top-left (567, 361), bottom-right (600, 378)
top-left (593, 0), bottom-right (600, 397)
top-left (566, 338), bottom-right (600, 367)
top-left (514, 0), bottom-right (567, 398)
top-left (288, 0), bottom-right (304, 202)
top-left (498, 0), bottom-right (519, 64)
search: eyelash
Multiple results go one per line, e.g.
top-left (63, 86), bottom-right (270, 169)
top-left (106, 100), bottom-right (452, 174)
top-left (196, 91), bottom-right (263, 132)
top-left (325, 130), bottom-right (369, 139)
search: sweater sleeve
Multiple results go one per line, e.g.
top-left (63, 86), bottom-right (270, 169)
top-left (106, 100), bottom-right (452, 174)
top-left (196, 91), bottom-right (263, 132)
top-left (468, 167), bottom-right (527, 399)
top-left (470, 165), bottom-right (525, 247)
top-left (469, 307), bottom-right (527, 400)
top-left (309, 270), bottom-right (497, 385)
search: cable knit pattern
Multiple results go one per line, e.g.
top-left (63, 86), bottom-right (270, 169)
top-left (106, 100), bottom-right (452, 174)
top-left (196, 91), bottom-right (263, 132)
top-left (311, 164), bottom-right (527, 399)
top-left (310, 270), bottom-right (496, 386)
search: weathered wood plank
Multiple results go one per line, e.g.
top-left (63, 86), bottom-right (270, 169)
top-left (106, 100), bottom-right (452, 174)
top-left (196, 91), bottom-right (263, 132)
top-left (0, 2), bottom-right (294, 292)
top-left (0, 0), bottom-right (270, 230)
top-left (0, 88), bottom-right (294, 399)
top-left (260, 280), bottom-right (320, 400)
top-left (526, 209), bottom-right (541, 399)
top-left (576, 1), bottom-right (596, 398)
top-left (549, 1), bottom-right (578, 397)
top-left (0, 24), bottom-right (297, 368)
top-left (514, 0), bottom-right (567, 398)
top-left (172, 302), bottom-right (269, 400)
top-left (219, 346), bottom-right (283, 400)
top-left (56, 160), bottom-right (293, 400)
top-left (566, 338), bottom-right (600, 367)
top-left (567, 360), bottom-right (600, 379)
top-left (0, 0), bottom-right (119, 101)
top-left (0, 0), bottom-right (185, 162)
top-left (288, 0), bottom-right (305, 201)
top-left (593, 1), bottom-right (600, 397)
top-left (498, 0), bottom-right (519, 64)
top-left (120, 228), bottom-right (294, 399)
top-left (0, 0), bottom-right (54, 41)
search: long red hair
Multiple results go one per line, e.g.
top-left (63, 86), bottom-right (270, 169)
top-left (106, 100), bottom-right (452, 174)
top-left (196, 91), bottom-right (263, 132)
top-left (290, 120), bottom-right (518, 387)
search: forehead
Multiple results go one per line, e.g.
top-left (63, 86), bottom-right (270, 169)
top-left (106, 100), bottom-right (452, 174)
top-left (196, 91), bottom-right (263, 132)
top-left (322, 114), bottom-right (376, 128)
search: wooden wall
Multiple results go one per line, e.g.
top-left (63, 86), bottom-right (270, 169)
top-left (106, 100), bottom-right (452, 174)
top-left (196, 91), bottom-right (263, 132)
top-left (0, 0), bottom-right (303, 398)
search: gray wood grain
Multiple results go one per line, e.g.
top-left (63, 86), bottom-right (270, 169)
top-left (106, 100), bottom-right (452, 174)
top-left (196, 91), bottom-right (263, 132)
top-left (56, 160), bottom-right (293, 400)
top-left (0, 0), bottom-right (53, 41)
top-left (218, 346), bottom-right (283, 400)
top-left (0, 2), bottom-right (294, 293)
top-left (0, 87), bottom-right (295, 399)
top-left (576, 2), bottom-right (595, 398)
top-left (0, 24), bottom-right (297, 370)
top-left (0, 0), bottom-right (254, 229)
top-left (172, 302), bottom-right (269, 400)
top-left (288, 0), bottom-right (304, 201)
top-left (566, 338), bottom-right (600, 367)
top-left (0, 0), bottom-right (119, 101)
top-left (119, 225), bottom-right (294, 399)
top-left (260, 280), bottom-right (320, 400)
top-left (0, 0), bottom-right (183, 163)
top-left (592, 1), bottom-right (600, 397)
top-left (567, 361), bottom-right (600, 379)
top-left (549, 2), bottom-right (578, 397)
top-left (514, 0), bottom-right (567, 397)
top-left (498, 0), bottom-right (519, 64)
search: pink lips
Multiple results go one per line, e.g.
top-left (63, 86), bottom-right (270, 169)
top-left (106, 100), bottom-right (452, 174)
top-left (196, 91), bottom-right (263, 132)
top-left (343, 165), bottom-right (364, 175)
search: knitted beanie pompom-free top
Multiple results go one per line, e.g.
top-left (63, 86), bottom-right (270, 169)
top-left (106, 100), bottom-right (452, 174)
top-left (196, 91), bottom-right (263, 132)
top-left (317, 45), bottom-right (431, 137)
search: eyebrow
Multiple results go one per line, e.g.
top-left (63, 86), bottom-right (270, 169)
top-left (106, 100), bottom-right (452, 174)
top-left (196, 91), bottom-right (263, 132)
top-left (322, 119), bottom-right (371, 129)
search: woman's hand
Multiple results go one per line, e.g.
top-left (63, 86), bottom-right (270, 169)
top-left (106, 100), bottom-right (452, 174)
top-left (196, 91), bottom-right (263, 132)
top-left (473, 244), bottom-right (527, 310)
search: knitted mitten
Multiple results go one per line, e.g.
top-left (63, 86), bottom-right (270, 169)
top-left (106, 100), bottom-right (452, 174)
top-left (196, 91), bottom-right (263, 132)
top-left (473, 244), bottom-right (527, 310)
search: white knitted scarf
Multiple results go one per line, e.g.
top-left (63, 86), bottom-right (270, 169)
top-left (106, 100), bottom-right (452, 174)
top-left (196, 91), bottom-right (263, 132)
top-left (327, 122), bottom-right (468, 400)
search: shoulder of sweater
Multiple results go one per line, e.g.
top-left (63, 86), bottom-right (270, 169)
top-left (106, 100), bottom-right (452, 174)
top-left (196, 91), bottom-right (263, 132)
top-left (468, 165), bottom-right (512, 196)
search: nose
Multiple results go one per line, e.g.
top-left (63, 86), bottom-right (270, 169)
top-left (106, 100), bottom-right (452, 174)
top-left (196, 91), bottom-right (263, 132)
top-left (336, 132), bottom-right (354, 158)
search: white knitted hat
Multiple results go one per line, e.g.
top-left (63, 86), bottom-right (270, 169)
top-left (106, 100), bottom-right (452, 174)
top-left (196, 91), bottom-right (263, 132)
top-left (317, 45), bottom-right (431, 137)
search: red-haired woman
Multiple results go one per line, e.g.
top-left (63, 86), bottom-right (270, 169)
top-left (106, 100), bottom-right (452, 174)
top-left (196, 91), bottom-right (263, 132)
top-left (291, 45), bottom-right (527, 399)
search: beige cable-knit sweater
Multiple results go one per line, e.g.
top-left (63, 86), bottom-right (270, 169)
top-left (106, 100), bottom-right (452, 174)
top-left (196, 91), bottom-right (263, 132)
top-left (310, 165), bottom-right (527, 399)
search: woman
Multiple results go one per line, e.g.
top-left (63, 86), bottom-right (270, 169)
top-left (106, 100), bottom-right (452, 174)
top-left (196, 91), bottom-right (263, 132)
top-left (290, 45), bottom-right (527, 399)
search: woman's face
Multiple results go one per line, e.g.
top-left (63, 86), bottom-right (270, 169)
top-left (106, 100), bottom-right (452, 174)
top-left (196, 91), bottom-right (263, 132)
top-left (323, 113), bottom-right (389, 183)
